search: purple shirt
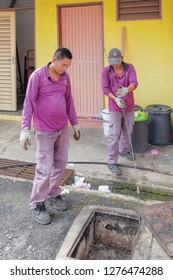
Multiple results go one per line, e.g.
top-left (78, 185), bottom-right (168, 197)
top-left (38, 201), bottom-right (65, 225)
top-left (22, 63), bottom-right (78, 130)
top-left (101, 62), bottom-right (138, 112)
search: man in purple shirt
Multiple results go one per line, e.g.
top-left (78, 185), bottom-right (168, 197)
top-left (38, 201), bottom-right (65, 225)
top-left (101, 48), bottom-right (138, 176)
top-left (20, 48), bottom-right (80, 225)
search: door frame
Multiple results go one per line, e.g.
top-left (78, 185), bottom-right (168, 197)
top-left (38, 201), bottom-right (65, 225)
top-left (57, 2), bottom-right (104, 118)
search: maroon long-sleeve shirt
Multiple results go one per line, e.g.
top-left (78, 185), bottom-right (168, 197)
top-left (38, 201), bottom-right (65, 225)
top-left (22, 63), bottom-right (78, 130)
top-left (101, 62), bottom-right (138, 112)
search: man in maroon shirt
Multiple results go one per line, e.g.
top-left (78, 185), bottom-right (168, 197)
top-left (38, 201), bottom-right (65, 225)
top-left (101, 48), bottom-right (138, 176)
top-left (20, 48), bottom-right (80, 225)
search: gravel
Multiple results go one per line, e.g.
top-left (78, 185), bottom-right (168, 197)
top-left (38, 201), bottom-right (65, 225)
top-left (0, 177), bottom-right (136, 260)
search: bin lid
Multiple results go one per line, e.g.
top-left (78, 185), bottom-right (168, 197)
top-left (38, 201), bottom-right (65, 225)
top-left (135, 104), bottom-right (143, 111)
top-left (145, 104), bottom-right (172, 114)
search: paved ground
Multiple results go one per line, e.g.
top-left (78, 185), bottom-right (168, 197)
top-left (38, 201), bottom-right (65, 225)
top-left (0, 115), bottom-right (173, 260)
top-left (1, 176), bottom-right (138, 260)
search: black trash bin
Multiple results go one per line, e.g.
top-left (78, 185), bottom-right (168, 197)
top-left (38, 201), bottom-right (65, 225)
top-left (145, 104), bottom-right (173, 146)
top-left (131, 117), bottom-right (151, 153)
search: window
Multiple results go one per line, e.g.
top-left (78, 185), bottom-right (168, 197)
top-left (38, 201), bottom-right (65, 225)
top-left (116, 0), bottom-right (161, 21)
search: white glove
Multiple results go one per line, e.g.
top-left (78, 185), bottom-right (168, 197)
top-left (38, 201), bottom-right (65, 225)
top-left (116, 87), bottom-right (128, 98)
top-left (115, 97), bottom-right (126, 109)
top-left (72, 125), bottom-right (81, 141)
top-left (20, 128), bottom-right (31, 150)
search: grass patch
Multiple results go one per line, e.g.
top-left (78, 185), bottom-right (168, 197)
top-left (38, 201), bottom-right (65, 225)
top-left (84, 177), bottom-right (173, 202)
top-left (112, 182), bottom-right (173, 201)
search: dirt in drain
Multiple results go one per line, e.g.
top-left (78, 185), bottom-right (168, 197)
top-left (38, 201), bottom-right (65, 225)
top-left (71, 212), bottom-right (139, 260)
top-left (87, 241), bottom-right (132, 260)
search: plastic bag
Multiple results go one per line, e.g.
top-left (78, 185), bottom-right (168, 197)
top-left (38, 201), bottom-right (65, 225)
top-left (134, 110), bottom-right (149, 121)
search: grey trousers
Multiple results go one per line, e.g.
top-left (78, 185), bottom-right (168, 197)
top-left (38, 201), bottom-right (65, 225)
top-left (30, 126), bottom-right (69, 208)
top-left (108, 110), bottom-right (134, 164)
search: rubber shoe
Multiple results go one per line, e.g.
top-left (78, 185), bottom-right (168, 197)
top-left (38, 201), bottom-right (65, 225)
top-left (32, 202), bottom-right (51, 225)
top-left (119, 152), bottom-right (136, 161)
top-left (48, 195), bottom-right (68, 211)
top-left (107, 163), bottom-right (122, 176)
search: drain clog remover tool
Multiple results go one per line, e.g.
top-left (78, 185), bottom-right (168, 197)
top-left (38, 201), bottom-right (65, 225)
top-left (122, 107), bottom-right (141, 222)
top-left (100, 35), bottom-right (141, 222)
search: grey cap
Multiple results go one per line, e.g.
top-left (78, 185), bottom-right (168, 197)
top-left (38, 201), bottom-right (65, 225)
top-left (108, 48), bottom-right (122, 65)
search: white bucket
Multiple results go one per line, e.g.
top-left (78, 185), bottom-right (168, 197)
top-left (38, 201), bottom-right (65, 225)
top-left (103, 120), bottom-right (109, 136)
top-left (101, 108), bottom-right (110, 121)
top-left (102, 108), bottom-right (110, 136)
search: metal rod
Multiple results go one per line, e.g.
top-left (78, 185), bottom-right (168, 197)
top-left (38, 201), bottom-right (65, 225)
top-left (122, 107), bottom-right (141, 221)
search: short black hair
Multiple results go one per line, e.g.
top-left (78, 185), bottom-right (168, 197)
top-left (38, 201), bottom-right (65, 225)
top-left (53, 48), bottom-right (72, 60)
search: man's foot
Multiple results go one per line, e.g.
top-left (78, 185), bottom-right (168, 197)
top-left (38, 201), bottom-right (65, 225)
top-left (119, 152), bottom-right (136, 161)
top-left (107, 163), bottom-right (122, 176)
top-left (32, 202), bottom-right (51, 225)
top-left (48, 195), bottom-right (68, 211)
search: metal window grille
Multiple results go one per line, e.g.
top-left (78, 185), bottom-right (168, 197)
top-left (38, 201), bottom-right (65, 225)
top-left (116, 0), bottom-right (161, 21)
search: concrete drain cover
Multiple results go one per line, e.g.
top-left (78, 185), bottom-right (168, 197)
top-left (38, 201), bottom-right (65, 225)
top-left (0, 158), bottom-right (74, 186)
top-left (140, 202), bottom-right (173, 257)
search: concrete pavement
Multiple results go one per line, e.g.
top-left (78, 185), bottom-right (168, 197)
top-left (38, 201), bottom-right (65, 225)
top-left (1, 112), bottom-right (173, 191)
top-left (0, 111), bottom-right (173, 260)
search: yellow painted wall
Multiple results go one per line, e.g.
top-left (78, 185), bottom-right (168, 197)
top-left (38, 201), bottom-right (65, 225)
top-left (35, 0), bottom-right (173, 114)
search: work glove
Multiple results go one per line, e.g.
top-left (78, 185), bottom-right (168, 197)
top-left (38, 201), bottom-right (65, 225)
top-left (72, 125), bottom-right (81, 141)
top-left (115, 97), bottom-right (126, 109)
top-left (20, 128), bottom-right (31, 150)
top-left (116, 87), bottom-right (128, 98)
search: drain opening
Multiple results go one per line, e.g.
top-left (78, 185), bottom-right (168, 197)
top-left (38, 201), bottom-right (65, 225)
top-left (0, 158), bottom-right (74, 186)
top-left (69, 210), bottom-right (139, 260)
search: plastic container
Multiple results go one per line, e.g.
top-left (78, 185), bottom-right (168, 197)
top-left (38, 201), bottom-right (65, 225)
top-left (135, 104), bottom-right (143, 111)
top-left (103, 120), bottom-right (109, 136)
top-left (101, 108), bottom-right (110, 121)
top-left (101, 108), bottom-right (110, 136)
top-left (131, 117), bottom-right (151, 153)
top-left (145, 104), bottom-right (173, 146)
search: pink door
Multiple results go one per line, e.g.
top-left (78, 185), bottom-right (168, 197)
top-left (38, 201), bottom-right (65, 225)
top-left (59, 4), bottom-right (104, 118)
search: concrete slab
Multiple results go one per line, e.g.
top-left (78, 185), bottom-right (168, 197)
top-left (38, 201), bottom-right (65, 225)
top-left (1, 117), bottom-right (173, 191)
top-left (0, 114), bottom-right (173, 259)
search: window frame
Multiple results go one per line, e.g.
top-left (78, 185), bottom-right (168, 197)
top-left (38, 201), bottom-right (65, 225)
top-left (116, 0), bottom-right (162, 21)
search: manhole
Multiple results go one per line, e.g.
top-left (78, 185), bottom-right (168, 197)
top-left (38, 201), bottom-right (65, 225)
top-left (0, 158), bottom-right (74, 186)
top-left (56, 205), bottom-right (140, 260)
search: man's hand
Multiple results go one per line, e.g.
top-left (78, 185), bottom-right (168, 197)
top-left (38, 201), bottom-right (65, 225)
top-left (72, 125), bottom-right (81, 141)
top-left (116, 87), bottom-right (128, 98)
top-left (115, 97), bottom-right (126, 109)
top-left (20, 128), bottom-right (31, 150)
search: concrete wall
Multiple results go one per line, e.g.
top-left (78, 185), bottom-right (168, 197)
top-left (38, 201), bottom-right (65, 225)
top-left (35, 0), bottom-right (173, 115)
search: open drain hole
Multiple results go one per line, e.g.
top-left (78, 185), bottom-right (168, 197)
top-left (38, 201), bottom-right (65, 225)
top-left (71, 212), bottom-right (139, 260)
top-left (57, 206), bottom-right (140, 260)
